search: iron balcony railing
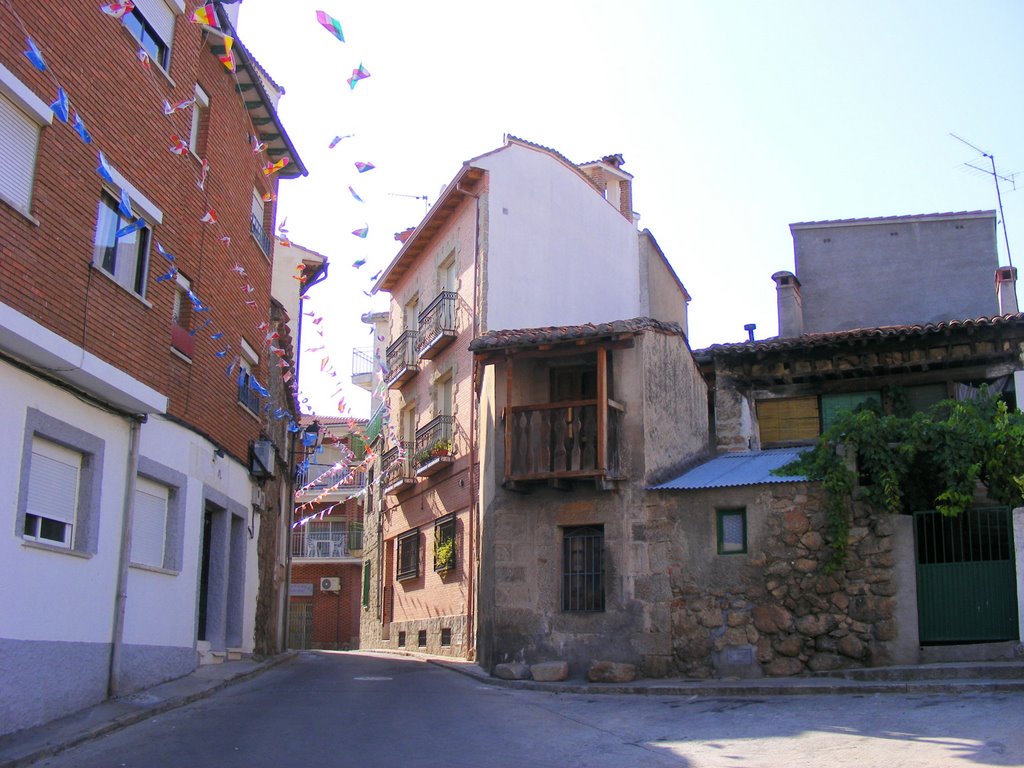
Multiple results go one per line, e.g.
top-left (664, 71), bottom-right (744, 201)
top-left (291, 520), bottom-right (364, 559)
top-left (414, 415), bottom-right (454, 468)
top-left (237, 370), bottom-right (263, 414)
top-left (250, 212), bottom-right (272, 256)
top-left (352, 347), bottom-right (375, 377)
top-left (416, 291), bottom-right (457, 358)
top-left (295, 462), bottom-right (366, 494)
top-left (381, 442), bottom-right (415, 491)
top-left (506, 400), bottom-right (623, 481)
top-left (385, 330), bottom-right (419, 386)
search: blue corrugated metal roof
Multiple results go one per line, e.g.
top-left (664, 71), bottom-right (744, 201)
top-left (651, 449), bottom-right (810, 490)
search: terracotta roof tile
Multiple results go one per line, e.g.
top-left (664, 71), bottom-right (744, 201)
top-left (470, 317), bottom-right (686, 352)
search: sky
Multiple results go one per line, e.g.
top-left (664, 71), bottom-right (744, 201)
top-left (235, 0), bottom-right (1024, 419)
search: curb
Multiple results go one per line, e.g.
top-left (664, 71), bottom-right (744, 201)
top-left (0, 652), bottom-right (297, 768)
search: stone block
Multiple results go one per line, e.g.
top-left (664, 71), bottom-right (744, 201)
top-left (765, 657), bottom-right (804, 676)
top-left (774, 634), bottom-right (803, 657)
top-left (530, 661), bottom-right (568, 682)
top-left (847, 526), bottom-right (869, 544)
top-left (831, 592), bottom-right (850, 611)
top-left (870, 580), bottom-right (897, 596)
top-left (493, 663), bottom-right (531, 680)
top-left (752, 604), bottom-right (793, 634)
top-left (873, 516), bottom-right (896, 537)
top-left (874, 619), bottom-right (897, 641)
top-left (727, 611), bottom-right (749, 628)
top-left (757, 636), bottom-right (774, 662)
top-left (807, 653), bottom-right (848, 672)
top-left (814, 575), bottom-right (841, 594)
top-left (588, 661), bottom-right (637, 683)
top-left (800, 531), bottom-right (824, 550)
top-left (796, 614), bottom-right (836, 637)
top-left (794, 558), bottom-right (818, 573)
top-left (837, 635), bottom-right (866, 659)
top-left (699, 608), bottom-right (724, 628)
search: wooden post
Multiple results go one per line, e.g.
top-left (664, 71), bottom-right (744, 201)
top-left (504, 356), bottom-right (514, 482)
top-left (596, 346), bottom-right (607, 473)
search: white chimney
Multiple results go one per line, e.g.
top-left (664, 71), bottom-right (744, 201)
top-left (995, 266), bottom-right (1018, 315)
top-left (772, 271), bottom-right (803, 337)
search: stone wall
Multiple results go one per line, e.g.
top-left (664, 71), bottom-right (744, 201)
top-left (662, 483), bottom-right (901, 677)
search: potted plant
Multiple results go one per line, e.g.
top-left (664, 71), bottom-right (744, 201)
top-left (431, 439), bottom-right (453, 458)
top-left (434, 536), bottom-right (456, 572)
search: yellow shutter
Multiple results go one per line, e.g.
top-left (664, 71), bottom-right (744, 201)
top-left (757, 397), bottom-right (820, 444)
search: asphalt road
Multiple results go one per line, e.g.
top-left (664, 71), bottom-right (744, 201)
top-left (33, 652), bottom-right (1024, 768)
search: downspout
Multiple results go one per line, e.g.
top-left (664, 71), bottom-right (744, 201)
top-left (109, 414), bottom-right (145, 697)
top-left (457, 179), bottom-right (481, 662)
top-left (281, 428), bottom-right (296, 652)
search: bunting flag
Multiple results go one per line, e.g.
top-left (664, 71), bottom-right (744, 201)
top-left (190, 3), bottom-right (215, 25)
top-left (97, 151), bottom-right (114, 183)
top-left (352, 258), bottom-right (366, 268)
top-left (72, 113), bottom-right (91, 144)
top-left (24, 37), bottom-right (46, 71)
top-left (116, 218), bottom-right (144, 238)
top-left (49, 87), bottom-right (69, 122)
top-left (100, 2), bottom-right (135, 19)
top-left (218, 36), bottom-right (235, 72)
top-left (328, 134), bottom-right (353, 148)
top-left (137, 47), bottom-right (150, 69)
top-left (168, 135), bottom-right (188, 155)
top-left (351, 226), bottom-right (368, 238)
top-left (211, 331), bottom-right (224, 340)
top-left (251, 135), bottom-right (265, 154)
top-left (155, 267), bottom-right (177, 283)
top-left (315, 10), bottom-right (344, 41)
top-left (354, 161), bottom-right (375, 173)
top-left (347, 63), bottom-right (370, 90)
top-left (156, 242), bottom-right (174, 261)
top-left (262, 158), bottom-right (289, 176)
top-left (197, 158), bottom-right (210, 190)
top-left (214, 348), bottom-right (230, 358)
top-left (200, 209), bottom-right (218, 224)
top-left (348, 185), bottom-right (364, 203)
top-left (118, 188), bottom-right (134, 219)
top-left (261, 192), bottom-right (276, 202)
top-left (219, 235), bottom-right (231, 245)
top-left (163, 97), bottom-right (194, 115)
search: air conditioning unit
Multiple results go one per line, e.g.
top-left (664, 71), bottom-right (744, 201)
top-left (250, 440), bottom-right (277, 479)
top-left (251, 486), bottom-right (266, 508)
top-left (320, 577), bottom-right (341, 592)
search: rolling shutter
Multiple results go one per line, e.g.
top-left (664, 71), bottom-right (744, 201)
top-left (132, 476), bottom-right (169, 567)
top-left (133, 0), bottom-right (178, 49)
top-left (27, 438), bottom-right (81, 526)
top-left (0, 92), bottom-right (40, 215)
top-left (757, 396), bottom-right (820, 445)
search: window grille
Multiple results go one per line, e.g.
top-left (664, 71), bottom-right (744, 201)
top-left (562, 525), bottom-right (604, 611)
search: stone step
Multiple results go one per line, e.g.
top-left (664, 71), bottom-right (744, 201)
top-left (811, 661), bottom-right (1024, 682)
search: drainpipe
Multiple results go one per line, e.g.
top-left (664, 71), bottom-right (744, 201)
top-left (109, 414), bottom-right (144, 697)
top-left (282, 427), bottom-right (296, 652)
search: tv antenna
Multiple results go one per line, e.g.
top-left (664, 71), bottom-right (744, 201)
top-left (950, 133), bottom-right (1015, 270)
top-left (388, 192), bottom-right (429, 214)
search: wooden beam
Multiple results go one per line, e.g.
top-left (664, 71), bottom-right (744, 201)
top-left (504, 359), bottom-right (513, 484)
top-left (596, 346), bottom-right (607, 472)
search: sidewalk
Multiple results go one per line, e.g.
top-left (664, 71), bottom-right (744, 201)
top-left (3, 650), bottom-right (1023, 768)
top-left (0, 653), bottom-right (297, 768)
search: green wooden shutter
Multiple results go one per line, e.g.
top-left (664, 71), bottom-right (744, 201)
top-left (821, 391), bottom-right (880, 432)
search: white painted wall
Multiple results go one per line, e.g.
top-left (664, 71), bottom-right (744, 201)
top-left (473, 143), bottom-right (642, 331)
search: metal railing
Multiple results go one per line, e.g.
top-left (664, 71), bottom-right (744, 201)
top-left (295, 462), bottom-right (366, 493)
top-left (352, 347), bottom-right (375, 377)
top-left (416, 291), bottom-right (457, 355)
top-left (381, 442), bottom-right (414, 489)
top-left (291, 520), bottom-right (364, 559)
top-left (250, 212), bottom-right (272, 256)
top-left (414, 415), bottom-right (454, 467)
top-left (385, 330), bottom-right (419, 383)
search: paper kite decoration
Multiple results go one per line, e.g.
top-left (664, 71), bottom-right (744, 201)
top-left (354, 161), bottom-right (375, 173)
top-left (347, 64), bottom-right (370, 90)
top-left (100, 2), bottom-right (135, 19)
top-left (49, 87), bottom-right (69, 123)
top-left (348, 186), bottom-right (364, 203)
top-left (351, 226), bottom-right (368, 239)
top-left (190, 3), bottom-right (216, 25)
top-left (315, 10), bottom-right (344, 42)
top-left (24, 37), bottom-right (46, 71)
top-left (263, 158), bottom-right (289, 176)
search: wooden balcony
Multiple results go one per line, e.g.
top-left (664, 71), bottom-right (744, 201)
top-left (506, 399), bottom-right (623, 486)
top-left (416, 291), bottom-right (457, 360)
top-left (381, 442), bottom-right (415, 494)
top-left (385, 330), bottom-right (419, 388)
top-left (414, 415), bottom-right (454, 477)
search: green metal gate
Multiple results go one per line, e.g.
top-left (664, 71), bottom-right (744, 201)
top-left (913, 507), bottom-right (1019, 644)
top-left (288, 602), bottom-right (313, 650)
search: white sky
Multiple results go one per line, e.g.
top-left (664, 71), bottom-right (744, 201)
top-left (236, 0), bottom-right (1024, 419)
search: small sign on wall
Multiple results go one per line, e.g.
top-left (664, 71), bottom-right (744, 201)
top-left (290, 582), bottom-right (314, 597)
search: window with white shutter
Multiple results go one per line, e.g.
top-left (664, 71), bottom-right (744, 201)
top-left (0, 62), bottom-right (51, 218)
top-left (24, 438), bottom-right (82, 548)
top-left (125, 0), bottom-right (180, 70)
top-left (132, 476), bottom-right (169, 568)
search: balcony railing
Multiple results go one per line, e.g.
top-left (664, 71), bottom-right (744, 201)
top-left (506, 399), bottom-right (623, 482)
top-left (416, 291), bottom-right (457, 359)
top-left (295, 463), bottom-right (366, 495)
top-left (381, 442), bottom-right (415, 493)
top-left (414, 415), bottom-right (454, 476)
top-left (352, 347), bottom-right (375, 377)
top-left (385, 330), bottom-right (419, 388)
top-left (250, 212), bottom-right (272, 256)
top-left (291, 520), bottom-right (364, 559)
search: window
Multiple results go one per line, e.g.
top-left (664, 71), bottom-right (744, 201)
top-left (237, 339), bottom-right (262, 414)
top-left (250, 188), bottom-right (271, 256)
top-left (169, 271), bottom-right (194, 356)
top-left (0, 63), bottom-right (51, 218)
top-left (433, 514), bottom-right (456, 572)
top-left (93, 192), bottom-right (151, 296)
top-left (17, 409), bottom-right (105, 555)
top-left (122, 0), bottom-right (176, 70)
top-left (756, 396), bottom-right (819, 445)
top-left (132, 476), bottom-right (169, 567)
top-left (562, 525), bottom-right (604, 612)
top-left (821, 392), bottom-right (880, 432)
top-left (362, 560), bottom-right (371, 607)
top-left (189, 85), bottom-right (209, 156)
top-left (23, 437), bottom-right (81, 548)
top-left (396, 528), bottom-right (419, 580)
top-left (440, 627), bottom-right (452, 646)
top-left (436, 373), bottom-right (453, 418)
top-left (397, 631), bottom-right (406, 647)
top-left (417, 629), bottom-right (427, 647)
top-left (717, 508), bottom-right (747, 555)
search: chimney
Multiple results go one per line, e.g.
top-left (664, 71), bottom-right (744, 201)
top-left (995, 266), bottom-right (1018, 315)
top-left (772, 271), bottom-right (803, 337)
top-left (579, 156), bottom-right (633, 223)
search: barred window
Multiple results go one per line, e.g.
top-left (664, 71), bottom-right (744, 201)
top-left (397, 528), bottom-right (419, 580)
top-left (562, 525), bottom-right (604, 612)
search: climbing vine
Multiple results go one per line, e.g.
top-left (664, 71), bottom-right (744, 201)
top-left (774, 391), bottom-right (1024, 572)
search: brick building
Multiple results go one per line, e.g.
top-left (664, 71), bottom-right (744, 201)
top-left (0, 1), bottom-right (305, 735)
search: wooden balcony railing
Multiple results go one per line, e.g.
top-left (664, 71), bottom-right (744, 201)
top-left (506, 399), bottom-right (623, 482)
top-left (416, 291), bottom-right (457, 359)
top-left (385, 330), bottom-right (419, 388)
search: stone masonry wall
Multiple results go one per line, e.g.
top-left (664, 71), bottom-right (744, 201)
top-left (664, 483), bottom-right (900, 678)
